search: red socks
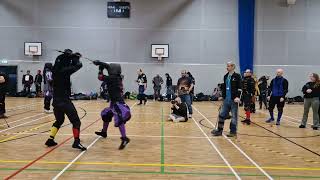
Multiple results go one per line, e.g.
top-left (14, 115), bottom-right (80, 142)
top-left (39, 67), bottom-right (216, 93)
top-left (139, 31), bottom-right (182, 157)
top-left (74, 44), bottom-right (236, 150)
top-left (72, 128), bottom-right (80, 139)
top-left (245, 111), bottom-right (251, 119)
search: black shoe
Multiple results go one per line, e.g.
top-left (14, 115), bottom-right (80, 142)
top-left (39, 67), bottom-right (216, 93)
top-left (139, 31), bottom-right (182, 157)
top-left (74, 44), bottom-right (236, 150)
top-left (72, 139), bottom-right (87, 151)
top-left (95, 130), bottom-right (107, 138)
top-left (0, 114), bottom-right (8, 119)
top-left (227, 132), bottom-right (237, 137)
top-left (144, 99), bottom-right (147, 105)
top-left (45, 139), bottom-right (58, 147)
top-left (241, 119), bottom-right (251, 125)
top-left (313, 127), bottom-right (318, 130)
top-left (211, 129), bottom-right (223, 136)
top-left (299, 125), bottom-right (306, 128)
top-left (241, 119), bottom-right (248, 123)
top-left (276, 121), bottom-right (281, 126)
top-left (225, 114), bottom-right (232, 120)
top-left (137, 102), bottom-right (142, 105)
top-left (119, 137), bottom-right (130, 150)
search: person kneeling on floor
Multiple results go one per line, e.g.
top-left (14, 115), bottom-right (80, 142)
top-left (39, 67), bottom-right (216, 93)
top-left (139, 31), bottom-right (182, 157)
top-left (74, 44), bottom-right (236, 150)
top-left (168, 97), bottom-right (188, 123)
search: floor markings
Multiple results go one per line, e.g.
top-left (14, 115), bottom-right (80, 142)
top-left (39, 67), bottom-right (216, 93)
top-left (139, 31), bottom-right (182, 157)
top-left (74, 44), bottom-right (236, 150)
top-left (51, 102), bottom-right (137, 179)
top-left (193, 105), bottom-right (273, 180)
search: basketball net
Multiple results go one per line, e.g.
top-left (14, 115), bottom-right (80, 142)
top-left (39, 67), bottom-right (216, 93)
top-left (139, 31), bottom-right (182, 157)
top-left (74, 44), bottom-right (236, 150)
top-left (28, 50), bottom-right (37, 57)
top-left (156, 53), bottom-right (163, 61)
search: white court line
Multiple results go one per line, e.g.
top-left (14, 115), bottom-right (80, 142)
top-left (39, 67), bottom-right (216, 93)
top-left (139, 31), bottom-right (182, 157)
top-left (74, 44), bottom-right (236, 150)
top-left (0, 113), bottom-right (44, 127)
top-left (6, 102), bottom-right (42, 112)
top-left (191, 117), bottom-right (241, 180)
top-left (0, 114), bottom-right (52, 133)
top-left (256, 110), bottom-right (312, 126)
top-left (193, 106), bottom-right (273, 180)
top-left (4, 132), bottom-right (209, 139)
top-left (1, 101), bottom-right (87, 127)
top-left (282, 114), bottom-right (312, 126)
top-left (52, 102), bottom-right (138, 180)
top-left (52, 136), bottom-right (101, 180)
top-left (0, 101), bottom-right (90, 133)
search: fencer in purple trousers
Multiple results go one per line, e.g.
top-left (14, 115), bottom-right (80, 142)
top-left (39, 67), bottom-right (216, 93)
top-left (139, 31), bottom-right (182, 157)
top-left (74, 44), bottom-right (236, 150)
top-left (93, 61), bottom-right (131, 150)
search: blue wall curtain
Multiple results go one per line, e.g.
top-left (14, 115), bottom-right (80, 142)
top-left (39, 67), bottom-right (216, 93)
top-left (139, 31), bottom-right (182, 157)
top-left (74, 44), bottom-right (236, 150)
top-left (238, 0), bottom-right (255, 74)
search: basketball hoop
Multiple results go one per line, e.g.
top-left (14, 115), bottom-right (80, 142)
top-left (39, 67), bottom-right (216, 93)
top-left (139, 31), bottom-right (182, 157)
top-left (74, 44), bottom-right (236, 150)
top-left (151, 44), bottom-right (169, 61)
top-left (155, 48), bottom-right (164, 61)
top-left (24, 42), bottom-right (42, 56)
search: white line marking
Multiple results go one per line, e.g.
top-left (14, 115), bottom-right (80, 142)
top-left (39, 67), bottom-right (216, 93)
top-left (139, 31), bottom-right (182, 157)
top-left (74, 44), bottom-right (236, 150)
top-left (51, 102), bottom-right (137, 179)
top-left (191, 117), bottom-right (241, 179)
top-left (193, 106), bottom-right (273, 180)
top-left (0, 114), bottom-right (52, 133)
top-left (0, 113), bottom-right (44, 127)
top-left (257, 110), bottom-right (312, 126)
top-left (6, 102), bottom-right (41, 112)
top-left (0, 101), bottom-right (90, 133)
top-left (52, 136), bottom-right (101, 180)
top-left (3, 132), bottom-right (210, 139)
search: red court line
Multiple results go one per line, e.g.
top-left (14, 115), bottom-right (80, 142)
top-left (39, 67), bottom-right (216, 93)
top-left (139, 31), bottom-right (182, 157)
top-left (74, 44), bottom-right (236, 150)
top-left (5, 118), bottom-right (100, 180)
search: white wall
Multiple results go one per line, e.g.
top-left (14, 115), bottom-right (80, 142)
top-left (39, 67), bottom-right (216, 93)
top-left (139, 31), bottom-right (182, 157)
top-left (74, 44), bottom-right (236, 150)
top-left (0, 0), bottom-right (238, 95)
top-left (255, 0), bottom-right (320, 96)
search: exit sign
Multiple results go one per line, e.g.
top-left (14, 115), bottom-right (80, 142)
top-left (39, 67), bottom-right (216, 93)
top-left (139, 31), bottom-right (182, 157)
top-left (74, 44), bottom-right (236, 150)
top-left (107, 2), bottom-right (130, 18)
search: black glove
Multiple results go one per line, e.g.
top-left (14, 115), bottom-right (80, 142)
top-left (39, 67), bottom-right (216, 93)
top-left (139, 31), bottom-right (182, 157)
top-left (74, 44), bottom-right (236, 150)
top-left (99, 65), bottom-right (104, 72)
top-left (73, 52), bottom-right (82, 58)
top-left (93, 60), bottom-right (104, 66)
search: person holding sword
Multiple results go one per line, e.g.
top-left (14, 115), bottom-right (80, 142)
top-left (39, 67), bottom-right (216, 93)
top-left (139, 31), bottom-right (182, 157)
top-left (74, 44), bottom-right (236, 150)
top-left (211, 62), bottom-right (242, 137)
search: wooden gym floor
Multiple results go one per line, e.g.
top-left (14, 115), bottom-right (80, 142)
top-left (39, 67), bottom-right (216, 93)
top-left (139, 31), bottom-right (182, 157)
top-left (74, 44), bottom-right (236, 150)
top-left (0, 98), bottom-right (320, 179)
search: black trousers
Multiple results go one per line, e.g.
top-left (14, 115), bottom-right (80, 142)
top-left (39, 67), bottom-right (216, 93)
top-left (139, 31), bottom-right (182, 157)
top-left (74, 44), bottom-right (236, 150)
top-left (0, 94), bottom-right (5, 114)
top-left (319, 98), bottom-right (320, 120)
top-left (243, 94), bottom-right (252, 111)
top-left (36, 84), bottom-right (42, 94)
top-left (44, 95), bottom-right (52, 110)
top-left (269, 96), bottom-right (285, 113)
top-left (23, 84), bottom-right (31, 95)
top-left (52, 99), bottom-right (81, 129)
top-left (259, 93), bottom-right (268, 109)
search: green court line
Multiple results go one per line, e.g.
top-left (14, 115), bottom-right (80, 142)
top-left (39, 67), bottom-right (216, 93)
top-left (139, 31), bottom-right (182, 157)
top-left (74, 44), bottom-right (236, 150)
top-left (160, 107), bottom-right (165, 173)
top-left (1, 168), bottom-right (320, 179)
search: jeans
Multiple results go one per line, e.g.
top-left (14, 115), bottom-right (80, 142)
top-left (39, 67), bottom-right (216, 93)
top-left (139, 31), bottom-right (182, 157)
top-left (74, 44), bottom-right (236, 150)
top-left (180, 94), bottom-right (192, 115)
top-left (217, 99), bottom-right (239, 133)
top-left (138, 85), bottom-right (147, 103)
top-left (166, 86), bottom-right (174, 100)
top-left (301, 97), bottom-right (320, 127)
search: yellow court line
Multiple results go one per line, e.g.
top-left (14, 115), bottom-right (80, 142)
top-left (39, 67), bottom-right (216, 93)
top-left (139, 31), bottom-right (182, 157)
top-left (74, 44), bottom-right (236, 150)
top-left (0, 121), bottom-right (53, 143)
top-left (1, 160), bottom-right (320, 171)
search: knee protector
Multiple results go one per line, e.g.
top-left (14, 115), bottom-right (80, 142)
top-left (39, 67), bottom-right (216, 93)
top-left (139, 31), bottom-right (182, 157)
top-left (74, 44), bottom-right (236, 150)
top-left (114, 103), bottom-right (131, 127)
top-left (101, 108), bottom-right (113, 123)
